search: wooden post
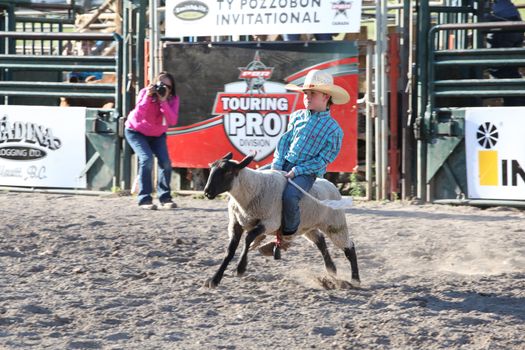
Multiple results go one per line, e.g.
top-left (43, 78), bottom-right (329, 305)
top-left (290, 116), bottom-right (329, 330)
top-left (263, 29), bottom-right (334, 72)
top-left (388, 32), bottom-right (400, 197)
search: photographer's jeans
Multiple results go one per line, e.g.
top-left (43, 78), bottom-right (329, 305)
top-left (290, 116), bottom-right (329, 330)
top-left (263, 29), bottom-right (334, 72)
top-left (125, 128), bottom-right (173, 205)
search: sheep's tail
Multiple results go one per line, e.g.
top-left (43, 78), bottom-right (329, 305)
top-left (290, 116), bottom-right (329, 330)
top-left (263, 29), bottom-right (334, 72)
top-left (287, 178), bottom-right (353, 210)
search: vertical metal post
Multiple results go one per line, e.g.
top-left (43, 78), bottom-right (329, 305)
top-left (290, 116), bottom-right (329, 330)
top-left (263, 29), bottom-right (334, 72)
top-left (114, 32), bottom-right (124, 189)
top-left (5, 3), bottom-right (15, 104)
top-left (148, 0), bottom-right (161, 79)
top-left (380, 0), bottom-right (389, 200)
top-left (417, 0), bottom-right (430, 200)
top-left (136, 0), bottom-right (147, 90)
top-left (121, 0), bottom-right (132, 189)
top-left (149, 0), bottom-right (161, 187)
top-left (365, 41), bottom-right (374, 200)
top-left (0, 7), bottom-right (4, 54)
top-left (148, 0), bottom-right (155, 81)
top-left (7, 3), bottom-right (14, 34)
top-left (375, 0), bottom-right (383, 200)
top-left (375, 0), bottom-right (389, 200)
top-left (401, 0), bottom-right (414, 200)
top-left (156, 2), bottom-right (164, 73)
top-left (58, 22), bottom-right (64, 54)
top-left (122, 0), bottom-right (129, 119)
top-left (0, 5), bottom-right (5, 105)
top-left (114, 33), bottom-right (123, 117)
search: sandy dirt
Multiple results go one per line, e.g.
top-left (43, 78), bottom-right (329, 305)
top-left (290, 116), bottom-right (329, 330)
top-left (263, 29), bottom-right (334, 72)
top-left (0, 191), bottom-right (524, 349)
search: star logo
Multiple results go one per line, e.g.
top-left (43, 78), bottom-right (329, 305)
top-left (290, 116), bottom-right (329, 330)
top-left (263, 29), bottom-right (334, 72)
top-left (332, 0), bottom-right (353, 19)
top-left (238, 51), bottom-right (274, 93)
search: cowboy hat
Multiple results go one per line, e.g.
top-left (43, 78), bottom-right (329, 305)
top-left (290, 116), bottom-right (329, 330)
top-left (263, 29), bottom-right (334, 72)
top-left (285, 69), bottom-right (350, 105)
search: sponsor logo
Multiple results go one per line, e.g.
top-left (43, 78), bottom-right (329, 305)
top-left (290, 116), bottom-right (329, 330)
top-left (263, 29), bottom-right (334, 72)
top-left (173, 0), bottom-right (208, 21)
top-left (332, 0), bottom-right (352, 25)
top-left (0, 146), bottom-right (47, 161)
top-left (213, 52), bottom-right (298, 161)
top-left (476, 122), bottom-right (498, 149)
top-left (475, 121), bottom-right (524, 187)
top-left (0, 115), bottom-right (61, 161)
top-left (477, 122), bottom-right (499, 185)
top-left (332, 0), bottom-right (353, 18)
top-left (238, 51), bottom-right (274, 94)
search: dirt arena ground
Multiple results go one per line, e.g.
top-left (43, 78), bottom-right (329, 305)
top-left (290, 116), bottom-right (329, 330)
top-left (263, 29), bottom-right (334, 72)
top-left (0, 191), bottom-right (524, 349)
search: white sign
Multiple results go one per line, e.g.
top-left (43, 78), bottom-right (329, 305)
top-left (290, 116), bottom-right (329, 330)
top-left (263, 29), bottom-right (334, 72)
top-left (165, 0), bottom-right (363, 37)
top-left (0, 105), bottom-right (87, 189)
top-left (465, 107), bottom-right (525, 200)
top-left (216, 85), bottom-right (297, 161)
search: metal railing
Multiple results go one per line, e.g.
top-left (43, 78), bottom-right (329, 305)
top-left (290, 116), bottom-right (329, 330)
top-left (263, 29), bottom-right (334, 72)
top-left (15, 17), bottom-right (75, 55)
top-left (0, 31), bottom-right (123, 113)
top-left (426, 21), bottom-right (525, 136)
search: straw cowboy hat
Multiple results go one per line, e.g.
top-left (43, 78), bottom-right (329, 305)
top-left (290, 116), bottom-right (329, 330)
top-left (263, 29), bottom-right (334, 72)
top-left (285, 69), bottom-right (350, 105)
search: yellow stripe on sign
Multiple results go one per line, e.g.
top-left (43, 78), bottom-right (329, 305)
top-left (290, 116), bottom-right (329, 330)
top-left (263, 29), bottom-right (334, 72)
top-left (478, 150), bottom-right (498, 186)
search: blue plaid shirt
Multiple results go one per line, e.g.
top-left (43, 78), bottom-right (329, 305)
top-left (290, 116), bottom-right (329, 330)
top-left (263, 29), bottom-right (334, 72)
top-left (272, 109), bottom-right (343, 177)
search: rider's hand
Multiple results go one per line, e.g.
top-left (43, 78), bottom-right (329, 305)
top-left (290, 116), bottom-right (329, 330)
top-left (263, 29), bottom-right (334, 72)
top-left (285, 170), bottom-right (295, 179)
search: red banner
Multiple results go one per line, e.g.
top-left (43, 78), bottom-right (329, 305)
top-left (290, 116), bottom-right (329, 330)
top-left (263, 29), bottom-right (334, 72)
top-left (165, 42), bottom-right (358, 172)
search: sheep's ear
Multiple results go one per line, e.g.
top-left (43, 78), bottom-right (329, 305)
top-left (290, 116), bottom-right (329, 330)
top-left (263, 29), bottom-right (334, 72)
top-left (237, 153), bottom-right (255, 169)
top-left (222, 152), bottom-right (233, 160)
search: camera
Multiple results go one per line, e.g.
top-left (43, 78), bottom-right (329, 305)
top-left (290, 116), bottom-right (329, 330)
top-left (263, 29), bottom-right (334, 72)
top-left (154, 82), bottom-right (167, 96)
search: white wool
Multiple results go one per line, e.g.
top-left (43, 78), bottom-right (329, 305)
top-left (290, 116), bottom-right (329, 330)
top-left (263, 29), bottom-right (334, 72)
top-left (225, 168), bottom-right (354, 249)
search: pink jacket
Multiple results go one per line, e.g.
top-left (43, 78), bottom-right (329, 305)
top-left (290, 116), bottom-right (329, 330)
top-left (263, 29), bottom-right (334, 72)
top-left (125, 87), bottom-right (180, 136)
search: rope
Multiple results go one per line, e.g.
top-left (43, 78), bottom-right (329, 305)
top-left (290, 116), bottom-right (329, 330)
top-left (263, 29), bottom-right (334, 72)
top-left (289, 177), bottom-right (353, 210)
top-left (286, 177), bottom-right (329, 206)
top-left (270, 169), bottom-right (352, 210)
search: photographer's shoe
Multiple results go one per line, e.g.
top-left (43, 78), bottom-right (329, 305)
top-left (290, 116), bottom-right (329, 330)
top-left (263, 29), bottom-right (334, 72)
top-left (139, 203), bottom-right (157, 210)
top-left (159, 200), bottom-right (177, 209)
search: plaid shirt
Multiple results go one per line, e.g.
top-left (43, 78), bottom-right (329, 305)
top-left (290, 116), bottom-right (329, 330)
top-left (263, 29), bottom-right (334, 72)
top-left (272, 109), bottom-right (343, 177)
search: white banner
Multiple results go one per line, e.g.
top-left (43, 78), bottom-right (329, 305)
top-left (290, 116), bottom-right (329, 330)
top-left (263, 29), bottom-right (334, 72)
top-left (0, 106), bottom-right (87, 189)
top-left (465, 107), bottom-right (525, 200)
top-left (165, 0), bottom-right (363, 37)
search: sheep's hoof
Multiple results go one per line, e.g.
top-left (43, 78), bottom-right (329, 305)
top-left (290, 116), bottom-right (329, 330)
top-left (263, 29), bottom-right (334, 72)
top-left (205, 278), bottom-right (219, 288)
top-left (351, 278), bottom-right (361, 288)
top-left (327, 267), bottom-right (337, 277)
top-left (273, 245), bottom-right (281, 260)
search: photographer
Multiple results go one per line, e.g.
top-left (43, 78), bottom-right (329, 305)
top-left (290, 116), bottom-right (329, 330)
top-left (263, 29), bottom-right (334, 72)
top-left (125, 72), bottom-right (180, 210)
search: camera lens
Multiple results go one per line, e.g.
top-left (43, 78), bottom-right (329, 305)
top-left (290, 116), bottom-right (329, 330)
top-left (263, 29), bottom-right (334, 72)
top-left (155, 82), bottom-right (166, 96)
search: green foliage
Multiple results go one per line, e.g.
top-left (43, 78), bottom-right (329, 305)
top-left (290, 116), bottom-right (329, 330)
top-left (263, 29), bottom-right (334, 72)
top-left (349, 172), bottom-right (365, 197)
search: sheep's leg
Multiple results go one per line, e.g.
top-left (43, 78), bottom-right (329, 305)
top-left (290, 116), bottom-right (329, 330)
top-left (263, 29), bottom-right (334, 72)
top-left (344, 244), bottom-right (360, 286)
top-left (304, 229), bottom-right (337, 276)
top-left (236, 223), bottom-right (265, 276)
top-left (205, 221), bottom-right (243, 288)
top-left (327, 229), bottom-right (361, 286)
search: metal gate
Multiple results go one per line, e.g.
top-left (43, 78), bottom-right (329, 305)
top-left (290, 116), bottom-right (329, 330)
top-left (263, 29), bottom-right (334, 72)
top-left (0, 31), bottom-right (124, 191)
top-left (419, 12), bottom-right (525, 204)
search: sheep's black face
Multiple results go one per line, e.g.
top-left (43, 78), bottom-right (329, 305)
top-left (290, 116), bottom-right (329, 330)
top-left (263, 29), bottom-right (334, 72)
top-left (204, 159), bottom-right (237, 199)
top-left (204, 152), bottom-right (254, 199)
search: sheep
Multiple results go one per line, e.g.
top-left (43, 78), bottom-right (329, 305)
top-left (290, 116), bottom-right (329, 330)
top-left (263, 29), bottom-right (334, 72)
top-left (203, 152), bottom-right (360, 288)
